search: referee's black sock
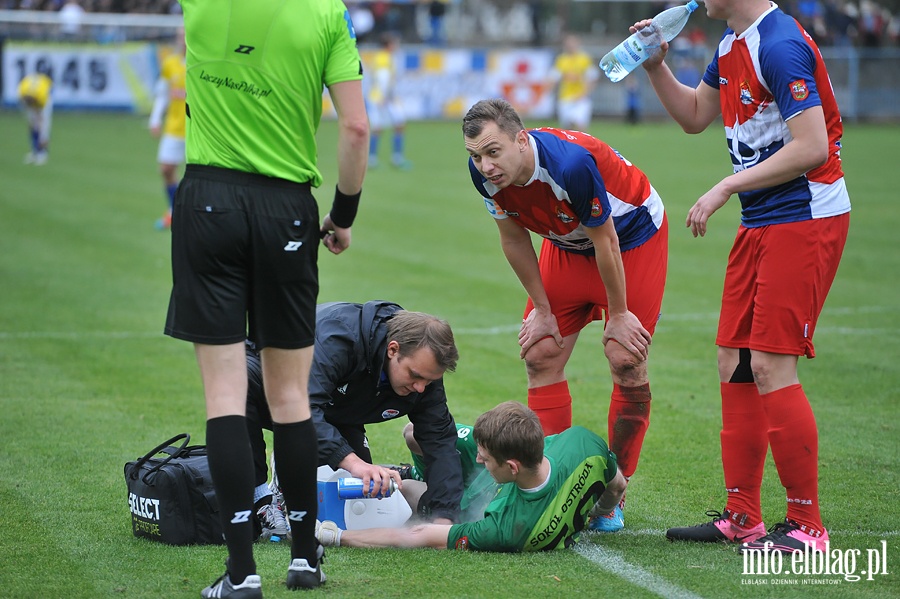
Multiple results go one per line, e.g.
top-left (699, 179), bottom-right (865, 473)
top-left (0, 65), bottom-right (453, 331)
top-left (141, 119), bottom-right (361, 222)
top-left (273, 418), bottom-right (319, 565)
top-left (207, 415), bottom-right (257, 583)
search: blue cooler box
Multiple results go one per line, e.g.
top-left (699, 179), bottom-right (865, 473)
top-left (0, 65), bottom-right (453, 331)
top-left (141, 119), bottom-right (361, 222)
top-left (316, 479), bottom-right (346, 529)
top-left (315, 466), bottom-right (412, 530)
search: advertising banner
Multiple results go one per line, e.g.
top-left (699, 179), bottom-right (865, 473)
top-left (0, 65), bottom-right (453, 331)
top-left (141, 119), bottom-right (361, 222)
top-left (325, 46), bottom-right (557, 121)
top-left (2, 41), bottom-right (158, 111)
top-left (3, 42), bottom-right (555, 120)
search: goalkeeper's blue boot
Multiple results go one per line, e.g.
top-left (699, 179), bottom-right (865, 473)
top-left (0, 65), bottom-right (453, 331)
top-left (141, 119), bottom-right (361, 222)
top-left (588, 502), bottom-right (624, 533)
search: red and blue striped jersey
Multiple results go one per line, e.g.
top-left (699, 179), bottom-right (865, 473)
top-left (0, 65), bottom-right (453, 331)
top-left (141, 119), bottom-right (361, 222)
top-left (468, 128), bottom-right (664, 255)
top-left (701, 4), bottom-right (851, 227)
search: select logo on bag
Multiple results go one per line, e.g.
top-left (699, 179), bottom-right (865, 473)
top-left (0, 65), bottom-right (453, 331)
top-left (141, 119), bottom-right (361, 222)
top-left (129, 492), bottom-right (161, 521)
top-left (129, 491), bottom-right (162, 537)
top-left (128, 493), bottom-right (162, 538)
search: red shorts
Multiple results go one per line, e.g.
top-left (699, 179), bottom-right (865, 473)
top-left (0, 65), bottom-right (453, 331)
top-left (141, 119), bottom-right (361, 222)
top-left (717, 213), bottom-right (849, 358)
top-left (525, 216), bottom-right (668, 337)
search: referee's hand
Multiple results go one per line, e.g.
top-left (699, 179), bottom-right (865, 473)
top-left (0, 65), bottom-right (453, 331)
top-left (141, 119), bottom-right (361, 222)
top-left (320, 214), bottom-right (351, 254)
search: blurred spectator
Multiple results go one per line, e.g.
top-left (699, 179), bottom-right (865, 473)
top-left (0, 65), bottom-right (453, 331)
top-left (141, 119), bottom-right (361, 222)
top-left (825, 1), bottom-right (859, 46)
top-left (58, 0), bottom-right (84, 39)
top-left (625, 79), bottom-right (641, 125)
top-left (370, 1), bottom-right (391, 36)
top-left (529, 0), bottom-right (543, 46)
top-left (428, 0), bottom-right (448, 46)
top-left (348, 2), bottom-right (375, 43)
top-left (889, 10), bottom-right (900, 45)
top-left (859, 0), bottom-right (886, 46)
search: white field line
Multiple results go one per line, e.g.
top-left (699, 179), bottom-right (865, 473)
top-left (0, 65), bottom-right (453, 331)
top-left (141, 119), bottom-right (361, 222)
top-left (574, 543), bottom-right (706, 599)
top-left (0, 331), bottom-right (162, 340)
top-left (601, 528), bottom-right (900, 538)
top-left (0, 306), bottom-right (893, 340)
top-left (575, 527), bottom-right (899, 598)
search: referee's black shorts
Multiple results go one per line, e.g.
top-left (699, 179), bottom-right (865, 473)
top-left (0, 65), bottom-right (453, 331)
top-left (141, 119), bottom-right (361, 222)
top-left (164, 165), bottom-right (319, 350)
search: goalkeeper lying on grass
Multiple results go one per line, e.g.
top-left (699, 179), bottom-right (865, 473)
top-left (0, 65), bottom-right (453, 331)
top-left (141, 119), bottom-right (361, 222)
top-left (317, 401), bottom-right (626, 552)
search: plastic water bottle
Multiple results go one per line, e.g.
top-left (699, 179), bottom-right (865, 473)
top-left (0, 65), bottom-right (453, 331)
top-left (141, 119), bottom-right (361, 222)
top-left (600, 0), bottom-right (700, 83)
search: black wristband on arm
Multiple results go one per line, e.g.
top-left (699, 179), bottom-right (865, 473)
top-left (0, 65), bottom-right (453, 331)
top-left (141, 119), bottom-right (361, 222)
top-left (330, 186), bottom-right (361, 229)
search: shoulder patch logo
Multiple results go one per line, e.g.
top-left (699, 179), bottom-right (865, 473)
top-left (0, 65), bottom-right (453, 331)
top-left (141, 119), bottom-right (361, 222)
top-left (455, 536), bottom-right (470, 550)
top-left (790, 79), bottom-right (809, 101)
top-left (590, 197), bottom-right (602, 218)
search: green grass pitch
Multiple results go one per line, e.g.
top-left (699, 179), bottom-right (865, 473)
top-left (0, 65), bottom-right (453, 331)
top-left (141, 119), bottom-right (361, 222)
top-left (0, 110), bottom-right (897, 598)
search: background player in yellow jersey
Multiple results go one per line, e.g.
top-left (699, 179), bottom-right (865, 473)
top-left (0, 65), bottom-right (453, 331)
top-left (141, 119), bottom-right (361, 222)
top-left (17, 73), bottom-right (53, 166)
top-left (148, 28), bottom-right (186, 230)
top-left (365, 33), bottom-right (411, 170)
top-left (547, 34), bottom-right (598, 131)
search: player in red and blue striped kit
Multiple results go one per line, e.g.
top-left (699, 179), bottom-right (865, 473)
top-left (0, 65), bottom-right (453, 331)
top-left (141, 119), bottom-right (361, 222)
top-left (637, 0), bottom-right (850, 554)
top-left (461, 98), bottom-right (669, 533)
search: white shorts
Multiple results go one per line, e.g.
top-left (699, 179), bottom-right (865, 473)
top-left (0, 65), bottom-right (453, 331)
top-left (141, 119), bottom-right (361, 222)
top-left (557, 97), bottom-right (592, 130)
top-left (157, 134), bottom-right (186, 165)
top-left (367, 100), bottom-right (405, 131)
top-left (26, 101), bottom-right (53, 144)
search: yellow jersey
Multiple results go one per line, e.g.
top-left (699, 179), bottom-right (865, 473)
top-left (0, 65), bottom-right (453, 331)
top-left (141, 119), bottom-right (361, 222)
top-left (365, 49), bottom-right (393, 105)
top-left (553, 52), bottom-right (594, 101)
top-left (159, 53), bottom-right (187, 138)
top-left (17, 73), bottom-right (52, 109)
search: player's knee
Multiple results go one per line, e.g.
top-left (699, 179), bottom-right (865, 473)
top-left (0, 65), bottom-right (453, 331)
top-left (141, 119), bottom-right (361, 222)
top-left (523, 342), bottom-right (566, 378)
top-left (604, 343), bottom-right (643, 378)
top-left (726, 347), bottom-right (754, 383)
top-left (748, 351), bottom-right (796, 391)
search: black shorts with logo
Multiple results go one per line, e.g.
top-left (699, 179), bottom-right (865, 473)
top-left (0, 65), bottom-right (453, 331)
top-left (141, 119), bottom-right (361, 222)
top-left (165, 165), bottom-right (319, 349)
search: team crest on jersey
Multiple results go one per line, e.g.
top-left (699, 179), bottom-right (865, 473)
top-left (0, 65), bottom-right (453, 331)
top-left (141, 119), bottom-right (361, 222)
top-left (739, 81), bottom-right (754, 105)
top-left (337, 384), bottom-right (348, 394)
top-left (790, 79), bottom-right (809, 100)
top-left (382, 409), bottom-right (400, 419)
top-left (556, 207), bottom-right (574, 224)
top-left (590, 198), bottom-right (602, 218)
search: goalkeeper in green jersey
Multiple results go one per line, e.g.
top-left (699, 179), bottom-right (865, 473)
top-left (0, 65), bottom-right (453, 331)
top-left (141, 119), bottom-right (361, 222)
top-left (318, 401), bottom-right (626, 552)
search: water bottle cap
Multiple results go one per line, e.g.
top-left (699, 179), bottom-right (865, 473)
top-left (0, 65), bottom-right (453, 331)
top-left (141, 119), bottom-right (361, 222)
top-left (686, 0), bottom-right (700, 12)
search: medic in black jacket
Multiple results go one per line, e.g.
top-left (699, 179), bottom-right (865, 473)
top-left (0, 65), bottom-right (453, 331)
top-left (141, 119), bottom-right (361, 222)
top-left (246, 300), bottom-right (464, 524)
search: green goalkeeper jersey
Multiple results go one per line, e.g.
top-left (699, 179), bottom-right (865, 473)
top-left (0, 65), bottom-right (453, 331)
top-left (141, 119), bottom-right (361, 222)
top-left (447, 426), bottom-right (618, 552)
top-left (179, 0), bottom-right (362, 186)
top-left (409, 423), bottom-right (480, 487)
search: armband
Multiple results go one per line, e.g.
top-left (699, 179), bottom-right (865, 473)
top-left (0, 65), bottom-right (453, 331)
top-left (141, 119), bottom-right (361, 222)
top-left (330, 186), bottom-right (361, 229)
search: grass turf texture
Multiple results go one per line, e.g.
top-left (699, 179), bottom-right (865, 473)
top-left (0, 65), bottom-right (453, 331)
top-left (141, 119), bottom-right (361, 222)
top-left (0, 111), bottom-right (897, 598)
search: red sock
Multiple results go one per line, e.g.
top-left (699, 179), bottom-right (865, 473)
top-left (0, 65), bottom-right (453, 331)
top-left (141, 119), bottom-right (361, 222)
top-left (607, 383), bottom-right (651, 478)
top-left (720, 382), bottom-right (767, 527)
top-left (762, 384), bottom-right (823, 533)
top-left (528, 381), bottom-right (572, 435)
